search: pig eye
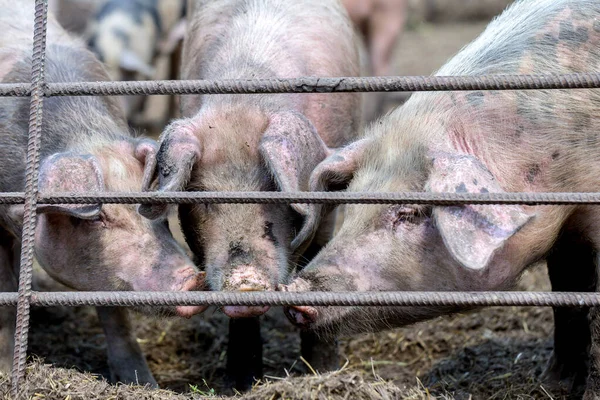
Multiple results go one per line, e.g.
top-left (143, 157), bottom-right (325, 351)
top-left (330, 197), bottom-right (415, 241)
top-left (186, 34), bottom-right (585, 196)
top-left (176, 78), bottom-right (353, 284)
top-left (390, 206), bottom-right (422, 230)
top-left (86, 212), bottom-right (108, 228)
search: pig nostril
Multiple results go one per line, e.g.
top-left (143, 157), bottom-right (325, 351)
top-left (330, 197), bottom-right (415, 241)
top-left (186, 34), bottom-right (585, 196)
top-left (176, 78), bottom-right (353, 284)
top-left (285, 305), bottom-right (318, 327)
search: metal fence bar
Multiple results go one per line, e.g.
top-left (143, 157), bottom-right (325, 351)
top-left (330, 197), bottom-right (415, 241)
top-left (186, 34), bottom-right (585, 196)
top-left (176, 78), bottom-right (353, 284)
top-left (11, 0), bottom-right (47, 394)
top-left (0, 291), bottom-right (598, 307)
top-left (0, 191), bottom-right (597, 206)
top-left (0, 291), bottom-right (595, 308)
top-left (11, 291), bottom-right (600, 308)
top-left (1, 73), bottom-right (600, 97)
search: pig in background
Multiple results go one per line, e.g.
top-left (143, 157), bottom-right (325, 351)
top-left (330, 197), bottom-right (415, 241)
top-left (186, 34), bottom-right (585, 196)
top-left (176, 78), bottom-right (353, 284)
top-left (138, 0), bottom-right (364, 390)
top-left (0, 0), bottom-right (206, 387)
top-left (54, 0), bottom-right (187, 134)
top-left (282, 0), bottom-right (600, 398)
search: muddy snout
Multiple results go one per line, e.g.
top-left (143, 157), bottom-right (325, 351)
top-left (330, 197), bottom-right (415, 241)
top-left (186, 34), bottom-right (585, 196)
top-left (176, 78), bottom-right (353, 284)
top-left (172, 267), bottom-right (209, 318)
top-left (278, 279), bottom-right (318, 328)
top-left (221, 265), bottom-right (274, 318)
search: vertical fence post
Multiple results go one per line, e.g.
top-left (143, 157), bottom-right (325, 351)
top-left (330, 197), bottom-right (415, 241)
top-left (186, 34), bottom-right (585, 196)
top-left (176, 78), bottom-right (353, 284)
top-left (11, 0), bottom-right (48, 395)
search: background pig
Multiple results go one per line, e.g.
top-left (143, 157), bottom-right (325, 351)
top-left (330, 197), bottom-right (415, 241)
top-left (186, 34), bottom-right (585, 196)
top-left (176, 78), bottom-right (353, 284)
top-left (342, 0), bottom-right (408, 77)
top-left (0, 0), bottom-right (206, 386)
top-left (48, 0), bottom-right (100, 35)
top-left (282, 0), bottom-right (600, 397)
top-left (139, 0), bottom-right (363, 390)
top-left (342, 0), bottom-right (408, 118)
top-left (86, 0), bottom-right (187, 129)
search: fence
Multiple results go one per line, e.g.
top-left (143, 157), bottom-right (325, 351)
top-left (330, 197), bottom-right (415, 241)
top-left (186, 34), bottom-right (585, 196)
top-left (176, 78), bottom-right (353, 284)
top-left (5, 0), bottom-right (600, 396)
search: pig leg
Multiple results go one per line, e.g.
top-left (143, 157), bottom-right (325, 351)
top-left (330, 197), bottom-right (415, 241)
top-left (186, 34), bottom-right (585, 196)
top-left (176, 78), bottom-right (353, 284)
top-left (226, 317), bottom-right (263, 391)
top-left (298, 209), bottom-right (340, 372)
top-left (96, 306), bottom-right (158, 388)
top-left (543, 233), bottom-right (594, 397)
top-left (585, 254), bottom-right (600, 400)
top-left (0, 231), bottom-right (18, 373)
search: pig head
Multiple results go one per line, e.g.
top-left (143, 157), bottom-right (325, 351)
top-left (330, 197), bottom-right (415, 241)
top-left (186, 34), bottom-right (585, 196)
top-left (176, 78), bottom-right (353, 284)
top-left (139, 110), bottom-right (331, 318)
top-left (282, 140), bottom-right (535, 333)
top-left (6, 140), bottom-right (206, 318)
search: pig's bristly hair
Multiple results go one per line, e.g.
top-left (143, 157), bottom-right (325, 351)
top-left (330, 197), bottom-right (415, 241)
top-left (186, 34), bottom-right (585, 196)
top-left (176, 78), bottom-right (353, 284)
top-left (356, 0), bottom-right (600, 197)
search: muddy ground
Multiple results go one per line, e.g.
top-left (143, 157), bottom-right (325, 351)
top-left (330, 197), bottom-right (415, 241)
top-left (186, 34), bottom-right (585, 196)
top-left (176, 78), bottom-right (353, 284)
top-left (2, 2), bottom-right (574, 399)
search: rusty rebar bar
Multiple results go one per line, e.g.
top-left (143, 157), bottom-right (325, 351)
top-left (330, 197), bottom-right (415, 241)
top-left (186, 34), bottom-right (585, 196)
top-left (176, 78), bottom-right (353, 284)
top-left (0, 73), bottom-right (599, 97)
top-left (0, 191), bottom-right (598, 206)
top-left (0, 291), bottom-right (597, 308)
top-left (11, 0), bottom-right (47, 395)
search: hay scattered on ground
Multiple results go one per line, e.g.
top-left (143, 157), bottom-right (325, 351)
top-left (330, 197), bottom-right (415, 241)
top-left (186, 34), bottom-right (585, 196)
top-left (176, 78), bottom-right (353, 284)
top-left (1, 360), bottom-right (445, 400)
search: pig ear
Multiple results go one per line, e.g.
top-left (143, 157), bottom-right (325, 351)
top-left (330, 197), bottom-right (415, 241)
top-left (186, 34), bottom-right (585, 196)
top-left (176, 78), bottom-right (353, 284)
top-left (119, 49), bottom-right (155, 78)
top-left (134, 138), bottom-right (158, 188)
top-left (259, 111), bottom-right (330, 217)
top-left (290, 138), bottom-right (372, 252)
top-left (37, 153), bottom-right (104, 219)
top-left (426, 153), bottom-right (535, 271)
top-left (138, 120), bottom-right (202, 220)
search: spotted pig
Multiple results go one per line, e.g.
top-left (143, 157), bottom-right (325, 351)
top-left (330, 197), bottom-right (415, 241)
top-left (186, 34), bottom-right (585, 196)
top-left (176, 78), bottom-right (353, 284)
top-left (281, 1), bottom-right (600, 398)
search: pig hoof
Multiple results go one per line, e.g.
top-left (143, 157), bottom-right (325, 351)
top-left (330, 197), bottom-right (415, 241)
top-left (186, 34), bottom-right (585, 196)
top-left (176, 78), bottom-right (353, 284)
top-left (284, 305), bottom-right (318, 328)
top-left (222, 305), bottom-right (270, 318)
top-left (541, 352), bottom-right (587, 396)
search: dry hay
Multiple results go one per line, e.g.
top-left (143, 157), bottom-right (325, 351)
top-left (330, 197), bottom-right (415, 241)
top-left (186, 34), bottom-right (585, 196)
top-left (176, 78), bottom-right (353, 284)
top-left (0, 360), bottom-right (439, 400)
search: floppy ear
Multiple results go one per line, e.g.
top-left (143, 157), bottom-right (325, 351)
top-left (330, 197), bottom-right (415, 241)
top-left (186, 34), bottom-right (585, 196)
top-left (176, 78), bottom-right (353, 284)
top-left (119, 49), bottom-right (156, 78)
top-left (134, 138), bottom-right (158, 186)
top-left (138, 119), bottom-right (201, 220)
top-left (259, 111), bottom-right (330, 217)
top-left (426, 153), bottom-right (534, 271)
top-left (290, 138), bottom-right (372, 252)
top-left (37, 152), bottom-right (104, 219)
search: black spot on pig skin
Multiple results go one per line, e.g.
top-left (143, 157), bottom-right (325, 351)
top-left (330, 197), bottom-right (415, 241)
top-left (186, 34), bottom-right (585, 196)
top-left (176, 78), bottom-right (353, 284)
top-left (262, 222), bottom-right (277, 245)
top-left (526, 164), bottom-right (541, 184)
top-left (559, 20), bottom-right (589, 49)
top-left (465, 92), bottom-right (485, 107)
top-left (455, 183), bottom-right (468, 193)
top-left (229, 241), bottom-right (252, 265)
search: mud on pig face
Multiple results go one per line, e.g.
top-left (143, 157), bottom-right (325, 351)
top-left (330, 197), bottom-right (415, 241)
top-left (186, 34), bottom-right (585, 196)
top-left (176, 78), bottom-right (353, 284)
top-left (281, 139), bottom-right (535, 333)
top-left (138, 110), bottom-right (333, 318)
top-left (7, 140), bottom-right (207, 318)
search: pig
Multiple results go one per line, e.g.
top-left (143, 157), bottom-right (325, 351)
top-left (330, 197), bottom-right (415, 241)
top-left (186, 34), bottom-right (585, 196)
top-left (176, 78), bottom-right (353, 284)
top-left (281, 0), bottom-right (600, 397)
top-left (342, 0), bottom-right (408, 77)
top-left (48, 0), bottom-right (101, 36)
top-left (138, 0), bottom-right (363, 389)
top-left (342, 0), bottom-right (408, 117)
top-left (0, 0), bottom-right (206, 387)
top-left (86, 0), bottom-right (187, 124)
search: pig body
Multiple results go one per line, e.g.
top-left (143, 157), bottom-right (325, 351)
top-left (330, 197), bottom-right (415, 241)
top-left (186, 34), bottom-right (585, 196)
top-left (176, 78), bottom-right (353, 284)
top-left (283, 0), bottom-right (600, 397)
top-left (0, 1), bottom-right (205, 386)
top-left (140, 0), bottom-right (362, 388)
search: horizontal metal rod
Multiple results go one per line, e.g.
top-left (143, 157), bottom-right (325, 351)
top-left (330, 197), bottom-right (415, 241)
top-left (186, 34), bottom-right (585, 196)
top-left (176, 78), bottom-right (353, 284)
top-left (0, 291), bottom-right (595, 307)
top-left (1, 191), bottom-right (600, 206)
top-left (0, 73), bottom-right (599, 97)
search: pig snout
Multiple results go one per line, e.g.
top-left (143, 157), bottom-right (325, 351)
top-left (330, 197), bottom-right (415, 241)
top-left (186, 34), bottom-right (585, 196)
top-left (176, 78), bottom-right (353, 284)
top-left (172, 268), bottom-right (209, 318)
top-left (278, 279), bottom-right (318, 328)
top-left (221, 265), bottom-right (273, 318)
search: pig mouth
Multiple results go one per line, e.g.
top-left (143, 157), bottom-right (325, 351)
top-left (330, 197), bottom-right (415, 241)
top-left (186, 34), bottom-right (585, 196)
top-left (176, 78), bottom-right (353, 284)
top-left (173, 271), bottom-right (209, 318)
top-left (283, 305), bottom-right (319, 328)
top-left (221, 286), bottom-right (271, 318)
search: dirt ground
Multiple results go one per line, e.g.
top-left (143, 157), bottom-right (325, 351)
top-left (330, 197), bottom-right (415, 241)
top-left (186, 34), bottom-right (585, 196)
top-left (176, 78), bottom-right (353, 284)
top-left (2, 3), bottom-right (574, 399)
